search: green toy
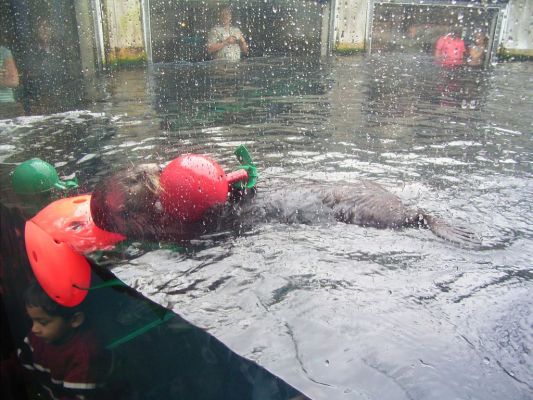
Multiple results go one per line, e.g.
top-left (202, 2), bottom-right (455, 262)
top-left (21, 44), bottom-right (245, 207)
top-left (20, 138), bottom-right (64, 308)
top-left (233, 145), bottom-right (258, 189)
top-left (11, 158), bottom-right (78, 195)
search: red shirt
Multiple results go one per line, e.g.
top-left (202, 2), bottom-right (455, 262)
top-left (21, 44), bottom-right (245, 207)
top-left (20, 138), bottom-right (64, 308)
top-left (18, 330), bottom-right (110, 399)
top-left (435, 35), bottom-right (466, 67)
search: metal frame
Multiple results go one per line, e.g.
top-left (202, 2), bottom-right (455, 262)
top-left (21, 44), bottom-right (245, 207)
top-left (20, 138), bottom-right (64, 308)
top-left (489, 7), bottom-right (508, 64)
top-left (320, 0), bottom-right (336, 56)
top-left (91, 0), bottom-right (106, 69)
top-left (365, 0), bottom-right (374, 53)
top-left (140, 0), bottom-right (153, 65)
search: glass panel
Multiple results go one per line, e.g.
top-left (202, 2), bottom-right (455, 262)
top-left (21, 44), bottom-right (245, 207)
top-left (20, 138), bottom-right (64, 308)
top-left (371, 2), bottom-right (497, 66)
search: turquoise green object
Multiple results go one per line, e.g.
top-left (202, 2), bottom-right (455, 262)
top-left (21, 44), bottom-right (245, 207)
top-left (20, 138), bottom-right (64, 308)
top-left (70, 277), bottom-right (176, 350)
top-left (11, 158), bottom-right (78, 195)
top-left (233, 145), bottom-right (259, 189)
top-left (107, 310), bottom-right (175, 350)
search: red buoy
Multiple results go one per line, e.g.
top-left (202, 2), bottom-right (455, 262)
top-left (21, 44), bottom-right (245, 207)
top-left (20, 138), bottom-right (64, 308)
top-left (25, 221), bottom-right (91, 307)
top-left (159, 154), bottom-right (230, 222)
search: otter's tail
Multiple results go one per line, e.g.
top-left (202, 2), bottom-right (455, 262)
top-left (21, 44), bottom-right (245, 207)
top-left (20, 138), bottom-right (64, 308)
top-left (417, 213), bottom-right (481, 247)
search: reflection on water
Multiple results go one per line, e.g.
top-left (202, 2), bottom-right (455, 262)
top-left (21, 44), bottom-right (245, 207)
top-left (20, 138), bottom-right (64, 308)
top-left (0, 55), bottom-right (532, 399)
top-left (153, 57), bottom-right (330, 134)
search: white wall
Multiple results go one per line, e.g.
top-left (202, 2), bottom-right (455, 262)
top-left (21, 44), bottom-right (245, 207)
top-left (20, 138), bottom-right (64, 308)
top-left (333, 0), bottom-right (368, 51)
top-left (102, 0), bottom-right (145, 62)
top-left (501, 0), bottom-right (533, 55)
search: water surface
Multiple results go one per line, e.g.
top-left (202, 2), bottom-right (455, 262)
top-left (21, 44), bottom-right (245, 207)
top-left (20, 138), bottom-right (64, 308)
top-left (1, 54), bottom-right (531, 399)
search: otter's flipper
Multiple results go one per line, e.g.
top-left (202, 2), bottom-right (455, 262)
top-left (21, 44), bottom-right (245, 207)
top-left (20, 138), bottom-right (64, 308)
top-left (423, 214), bottom-right (481, 247)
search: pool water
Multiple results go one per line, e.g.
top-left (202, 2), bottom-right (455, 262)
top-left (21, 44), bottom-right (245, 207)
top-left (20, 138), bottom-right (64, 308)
top-left (1, 54), bottom-right (532, 399)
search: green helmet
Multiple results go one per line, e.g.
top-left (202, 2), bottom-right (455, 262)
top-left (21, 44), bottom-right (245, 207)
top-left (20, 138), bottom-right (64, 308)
top-left (11, 158), bottom-right (78, 195)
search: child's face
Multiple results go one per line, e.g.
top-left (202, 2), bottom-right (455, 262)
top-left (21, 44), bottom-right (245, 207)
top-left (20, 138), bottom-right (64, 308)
top-left (26, 306), bottom-right (73, 344)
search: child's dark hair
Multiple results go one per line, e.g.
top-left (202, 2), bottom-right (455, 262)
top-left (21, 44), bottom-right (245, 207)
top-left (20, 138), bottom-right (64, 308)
top-left (24, 280), bottom-right (84, 320)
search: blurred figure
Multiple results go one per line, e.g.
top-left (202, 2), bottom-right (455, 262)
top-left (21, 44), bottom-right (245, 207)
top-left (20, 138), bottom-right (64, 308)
top-left (207, 6), bottom-right (249, 61)
top-left (467, 30), bottom-right (488, 67)
top-left (24, 18), bottom-right (66, 113)
top-left (434, 28), bottom-right (466, 67)
top-left (0, 41), bottom-right (22, 118)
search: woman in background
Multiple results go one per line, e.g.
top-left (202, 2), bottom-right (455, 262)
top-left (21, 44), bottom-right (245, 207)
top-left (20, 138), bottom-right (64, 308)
top-left (0, 40), bottom-right (21, 118)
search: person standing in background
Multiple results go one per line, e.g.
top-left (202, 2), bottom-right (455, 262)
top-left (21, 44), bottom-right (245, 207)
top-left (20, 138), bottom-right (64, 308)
top-left (207, 6), bottom-right (249, 61)
top-left (0, 41), bottom-right (21, 118)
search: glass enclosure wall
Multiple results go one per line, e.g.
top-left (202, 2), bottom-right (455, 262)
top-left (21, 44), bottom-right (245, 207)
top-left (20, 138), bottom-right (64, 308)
top-left (1, 0), bottom-right (83, 115)
top-left (149, 0), bottom-right (324, 63)
top-left (370, 2), bottom-right (500, 64)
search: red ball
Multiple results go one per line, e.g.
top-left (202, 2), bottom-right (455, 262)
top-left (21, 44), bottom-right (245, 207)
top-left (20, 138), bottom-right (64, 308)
top-left (160, 154), bottom-right (229, 222)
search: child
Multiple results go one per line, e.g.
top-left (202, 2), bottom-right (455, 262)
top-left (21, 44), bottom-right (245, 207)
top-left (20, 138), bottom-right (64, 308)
top-left (16, 281), bottom-right (111, 399)
top-left (467, 31), bottom-right (487, 67)
top-left (90, 162), bottom-right (479, 246)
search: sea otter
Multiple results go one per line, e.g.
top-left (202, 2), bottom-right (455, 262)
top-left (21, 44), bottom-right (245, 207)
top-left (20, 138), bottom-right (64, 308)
top-left (90, 164), bottom-right (480, 247)
top-left (223, 181), bottom-right (479, 246)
